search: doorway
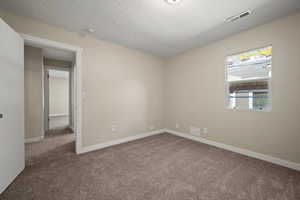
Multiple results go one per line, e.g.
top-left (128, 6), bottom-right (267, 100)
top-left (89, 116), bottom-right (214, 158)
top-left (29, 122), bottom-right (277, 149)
top-left (0, 19), bottom-right (83, 193)
top-left (21, 34), bottom-right (83, 165)
top-left (24, 44), bottom-right (77, 165)
top-left (47, 69), bottom-right (71, 133)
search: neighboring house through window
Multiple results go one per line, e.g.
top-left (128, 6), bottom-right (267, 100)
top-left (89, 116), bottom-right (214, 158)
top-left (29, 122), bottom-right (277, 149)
top-left (226, 46), bottom-right (272, 111)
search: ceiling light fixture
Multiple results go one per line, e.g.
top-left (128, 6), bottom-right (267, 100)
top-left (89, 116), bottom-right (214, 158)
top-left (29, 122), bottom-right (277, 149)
top-left (165, 0), bottom-right (181, 5)
top-left (226, 10), bottom-right (252, 22)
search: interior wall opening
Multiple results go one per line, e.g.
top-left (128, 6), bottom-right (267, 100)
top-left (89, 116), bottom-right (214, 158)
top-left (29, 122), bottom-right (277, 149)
top-left (47, 69), bottom-right (70, 132)
top-left (24, 42), bottom-right (77, 165)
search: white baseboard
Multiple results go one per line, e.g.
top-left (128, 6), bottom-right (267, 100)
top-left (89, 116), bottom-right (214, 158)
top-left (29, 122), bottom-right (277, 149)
top-left (75, 128), bottom-right (300, 171)
top-left (25, 135), bottom-right (44, 143)
top-left (78, 129), bottom-right (165, 154)
top-left (166, 129), bottom-right (300, 171)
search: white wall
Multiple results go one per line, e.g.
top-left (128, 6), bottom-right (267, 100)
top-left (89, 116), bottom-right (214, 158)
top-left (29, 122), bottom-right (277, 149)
top-left (24, 45), bottom-right (43, 139)
top-left (0, 10), bottom-right (165, 147)
top-left (165, 12), bottom-right (300, 164)
top-left (2, 9), bottom-right (300, 164)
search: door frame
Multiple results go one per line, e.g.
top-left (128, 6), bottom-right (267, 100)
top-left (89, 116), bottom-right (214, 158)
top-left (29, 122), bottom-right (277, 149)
top-left (44, 66), bottom-right (72, 133)
top-left (21, 33), bottom-right (83, 154)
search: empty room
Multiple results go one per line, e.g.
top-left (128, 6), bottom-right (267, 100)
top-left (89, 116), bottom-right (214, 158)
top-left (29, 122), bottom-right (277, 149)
top-left (0, 0), bottom-right (300, 200)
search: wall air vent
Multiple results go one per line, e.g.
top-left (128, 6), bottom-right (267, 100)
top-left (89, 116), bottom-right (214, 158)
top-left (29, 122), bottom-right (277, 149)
top-left (226, 10), bottom-right (252, 22)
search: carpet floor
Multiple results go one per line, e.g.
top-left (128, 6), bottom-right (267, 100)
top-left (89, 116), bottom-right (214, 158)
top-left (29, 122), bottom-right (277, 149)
top-left (25, 128), bottom-right (75, 166)
top-left (1, 133), bottom-right (300, 200)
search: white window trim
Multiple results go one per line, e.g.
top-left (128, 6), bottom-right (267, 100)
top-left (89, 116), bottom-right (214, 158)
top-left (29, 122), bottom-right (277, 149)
top-left (249, 92), bottom-right (253, 109)
top-left (225, 45), bottom-right (273, 112)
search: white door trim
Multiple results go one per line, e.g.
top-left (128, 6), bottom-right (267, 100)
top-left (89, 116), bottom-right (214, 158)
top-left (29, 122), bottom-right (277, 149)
top-left (21, 33), bottom-right (83, 154)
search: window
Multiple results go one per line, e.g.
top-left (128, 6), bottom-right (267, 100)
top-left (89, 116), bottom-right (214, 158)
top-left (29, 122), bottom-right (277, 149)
top-left (226, 46), bottom-right (272, 111)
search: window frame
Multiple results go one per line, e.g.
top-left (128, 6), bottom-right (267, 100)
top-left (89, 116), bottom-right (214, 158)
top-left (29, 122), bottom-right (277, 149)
top-left (224, 45), bottom-right (273, 112)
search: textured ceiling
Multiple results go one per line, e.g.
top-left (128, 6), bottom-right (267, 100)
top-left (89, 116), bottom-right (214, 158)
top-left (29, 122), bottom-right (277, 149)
top-left (1, 0), bottom-right (300, 57)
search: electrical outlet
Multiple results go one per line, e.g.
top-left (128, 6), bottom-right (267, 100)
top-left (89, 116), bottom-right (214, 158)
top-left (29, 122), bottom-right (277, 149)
top-left (203, 128), bottom-right (208, 134)
top-left (175, 123), bottom-right (180, 129)
top-left (190, 126), bottom-right (201, 137)
top-left (111, 124), bottom-right (116, 132)
top-left (82, 91), bottom-right (87, 100)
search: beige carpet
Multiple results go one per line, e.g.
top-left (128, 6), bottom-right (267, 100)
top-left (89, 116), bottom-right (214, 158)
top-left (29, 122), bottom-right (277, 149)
top-left (25, 128), bottom-right (75, 166)
top-left (1, 133), bottom-right (300, 200)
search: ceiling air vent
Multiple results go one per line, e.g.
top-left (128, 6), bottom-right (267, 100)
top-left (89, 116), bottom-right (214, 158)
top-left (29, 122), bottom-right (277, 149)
top-left (226, 10), bottom-right (252, 22)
